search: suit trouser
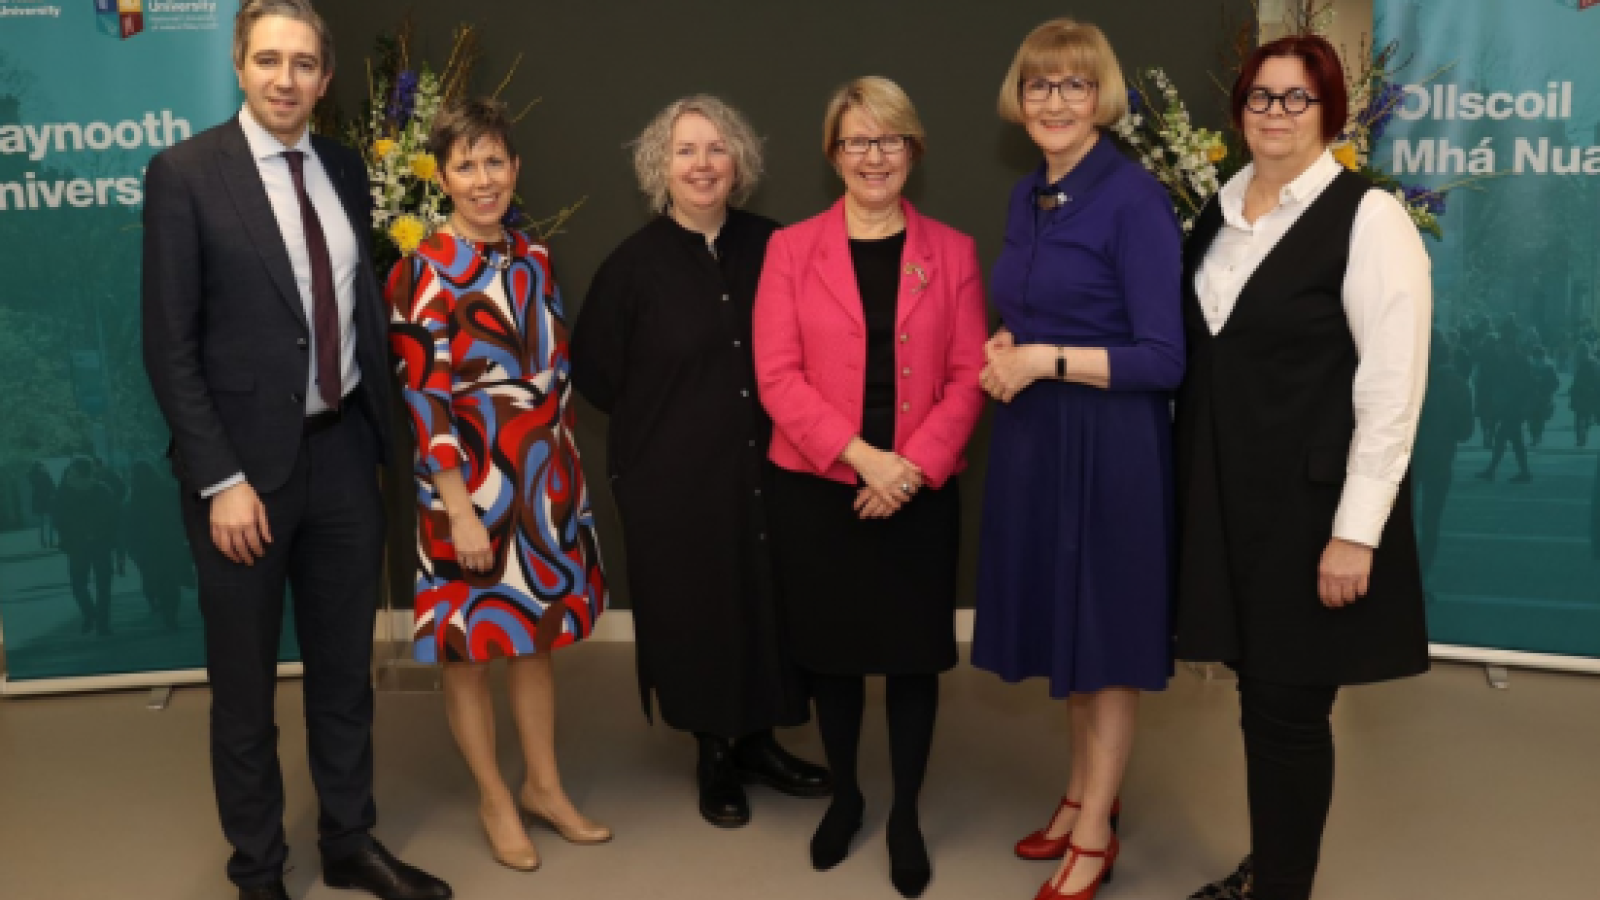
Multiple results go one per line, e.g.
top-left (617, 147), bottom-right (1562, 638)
top-left (67, 545), bottom-right (113, 631)
top-left (1239, 676), bottom-right (1340, 900)
top-left (180, 409), bottom-right (384, 887)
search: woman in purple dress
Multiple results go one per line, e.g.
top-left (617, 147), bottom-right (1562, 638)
top-left (971, 18), bottom-right (1184, 900)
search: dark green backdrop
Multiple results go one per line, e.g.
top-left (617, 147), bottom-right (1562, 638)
top-left (317, 0), bottom-right (1253, 608)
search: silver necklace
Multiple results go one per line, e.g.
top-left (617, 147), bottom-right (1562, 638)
top-left (451, 222), bottom-right (513, 272)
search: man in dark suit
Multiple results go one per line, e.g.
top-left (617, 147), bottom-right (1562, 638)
top-left (141, 3), bottom-right (450, 899)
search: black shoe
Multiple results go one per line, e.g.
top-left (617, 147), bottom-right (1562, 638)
top-left (323, 841), bottom-right (452, 900)
top-left (733, 730), bottom-right (833, 798)
top-left (696, 733), bottom-right (751, 828)
top-left (886, 808), bottom-right (931, 898)
top-left (1188, 855), bottom-right (1254, 900)
top-left (239, 882), bottom-right (291, 900)
top-left (810, 792), bottom-right (864, 871)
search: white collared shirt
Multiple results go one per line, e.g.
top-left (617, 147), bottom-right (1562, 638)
top-left (204, 106), bottom-right (364, 498)
top-left (1194, 150), bottom-right (1432, 547)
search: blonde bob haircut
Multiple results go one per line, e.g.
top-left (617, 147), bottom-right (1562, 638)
top-left (822, 76), bottom-right (927, 162)
top-left (996, 18), bottom-right (1129, 127)
top-left (630, 95), bottom-right (765, 213)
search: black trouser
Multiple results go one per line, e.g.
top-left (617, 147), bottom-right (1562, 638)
top-left (1239, 676), bottom-right (1340, 900)
top-left (1485, 416), bottom-right (1528, 474)
top-left (1412, 452), bottom-right (1454, 574)
top-left (810, 672), bottom-right (938, 816)
top-left (180, 409), bottom-right (384, 888)
top-left (67, 546), bottom-right (113, 631)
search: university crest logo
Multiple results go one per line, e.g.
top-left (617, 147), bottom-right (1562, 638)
top-left (93, 0), bottom-right (143, 39)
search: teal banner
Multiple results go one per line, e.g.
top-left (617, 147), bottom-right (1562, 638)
top-left (0, 1), bottom-right (300, 683)
top-left (1377, 0), bottom-right (1600, 658)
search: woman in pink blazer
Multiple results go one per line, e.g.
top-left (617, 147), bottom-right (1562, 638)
top-left (752, 76), bottom-right (986, 899)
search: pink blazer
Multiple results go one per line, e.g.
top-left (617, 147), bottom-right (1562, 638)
top-left (753, 198), bottom-right (987, 489)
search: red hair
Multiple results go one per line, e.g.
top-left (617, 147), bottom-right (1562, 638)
top-left (1231, 35), bottom-right (1347, 143)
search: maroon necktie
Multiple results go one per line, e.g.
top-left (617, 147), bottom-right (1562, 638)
top-left (283, 150), bottom-right (342, 411)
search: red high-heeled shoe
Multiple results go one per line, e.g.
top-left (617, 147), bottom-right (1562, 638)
top-left (1034, 835), bottom-right (1120, 900)
top-left (1014, 797), bottom-right (1122, 860)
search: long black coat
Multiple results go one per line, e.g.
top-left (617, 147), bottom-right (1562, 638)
top-left (571, 210), bottom-right (809, 737)
top-left (1172, 171), bottom-right (1429, 687)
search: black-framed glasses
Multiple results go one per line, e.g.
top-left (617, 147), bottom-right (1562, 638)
top-left (1021, 76), bottom-right (1097, 104)
top-left (836, 134), bottom-right (911, 155)
top-left (1245, 87), bottom-right (1321, 115)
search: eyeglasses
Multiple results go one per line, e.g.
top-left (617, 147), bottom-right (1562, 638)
top-left (1021, 76), bottom-right (1096, 104)
top-left (1244, 87), bottom-right (1321, 115)
top-left (836, 135), bottom-right (911, 155)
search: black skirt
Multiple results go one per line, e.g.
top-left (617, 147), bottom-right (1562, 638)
top-left (768, 455), bottom-right (960, 677)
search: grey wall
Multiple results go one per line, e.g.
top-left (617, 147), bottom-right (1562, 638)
top-left (324, 0), bottom-right (1253, 608)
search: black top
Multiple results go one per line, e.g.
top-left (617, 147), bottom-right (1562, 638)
top-left (1173, 170), bottom-right (1428, 687)
top-left (570, 208), bottom-right (810, 736)
top-left (849, 230), bottom-right (906, 449)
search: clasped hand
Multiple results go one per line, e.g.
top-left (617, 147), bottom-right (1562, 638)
top-left (979, 327), bottom-right (1050, 403)
top-left (850, 445), bottom-right (924, 520)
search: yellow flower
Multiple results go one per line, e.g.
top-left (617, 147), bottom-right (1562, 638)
top-left (389, 215), bottom-right (427, 255)
top-left (409, 152), bottom-right (438, 182)
top-left (1207, 143), bottom-right (1228, 163)
top-left (372, 138), bottom-right (397, 159)
top-left (1332, 143), bottom-right (1360, 171)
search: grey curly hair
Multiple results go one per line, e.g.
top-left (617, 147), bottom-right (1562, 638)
top-left (630, 95), bottom-right (764, 212)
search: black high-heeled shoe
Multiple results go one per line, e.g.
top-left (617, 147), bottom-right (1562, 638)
top-left (886, 809), bottom-right (931, 898)
top-left (810, 793), bottom-right (864, 870)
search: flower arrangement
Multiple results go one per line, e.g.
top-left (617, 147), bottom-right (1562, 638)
top-left (346, 18), bottom-right (583, 275)
top-left (1112, 0), bottom-right (1455, 239)
top-left (1112, 68), bottom-right (1233, 233)
top-left (1328, 38), bottom-right (1453, 239)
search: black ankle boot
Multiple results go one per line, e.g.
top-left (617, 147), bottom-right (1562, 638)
top-left (886, 807), bottom-right (931, 897)
top-left (695, 733), bottom-right (750, 828)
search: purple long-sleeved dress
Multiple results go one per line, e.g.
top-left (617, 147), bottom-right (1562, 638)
top-left (972, 136), bottom-right (1185, 696)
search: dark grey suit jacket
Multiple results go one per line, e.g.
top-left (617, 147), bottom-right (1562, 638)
top-left (142, 116), bottom-right (393, 496)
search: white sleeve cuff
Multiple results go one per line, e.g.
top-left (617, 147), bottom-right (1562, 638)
top-left (1332, 470), bottom-right (1400, 548)
top-left (200, 472), bottom-right (246, 499)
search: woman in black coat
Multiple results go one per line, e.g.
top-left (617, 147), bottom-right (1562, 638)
top-left (1175, 36), bottom-right (1432, 900)
top-left (570, 95), bottom-right (829, 829)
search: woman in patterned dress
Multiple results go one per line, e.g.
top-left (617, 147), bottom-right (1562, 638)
top-left (387, 98), bottom-right (609, 872)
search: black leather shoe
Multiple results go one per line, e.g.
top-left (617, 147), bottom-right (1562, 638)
top-left (733, 730), bottom-right (833, 798)
top-left (1189, 855), bottom-right (1254, 900)
top-left (323, 841), bottom-right (452, 900)
top-left (696, 733), bottom-right (751, 828)
top-left (239, 882), bottom-right (291, 900)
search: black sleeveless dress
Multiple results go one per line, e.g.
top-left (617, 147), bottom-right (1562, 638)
top-left (1173, 170), bottom-right (1429, 687)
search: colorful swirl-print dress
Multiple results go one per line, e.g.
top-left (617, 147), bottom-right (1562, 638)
top-left (387, 231), bottom-right (607, 663)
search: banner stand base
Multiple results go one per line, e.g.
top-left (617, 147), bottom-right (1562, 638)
top-left (0, 663), bottom-right (304, 699)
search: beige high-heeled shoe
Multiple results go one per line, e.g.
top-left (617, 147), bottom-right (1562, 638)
top-left (481, 807), bottom-right (541, 871)
top-left (519, 792), bottom-right (612, 844)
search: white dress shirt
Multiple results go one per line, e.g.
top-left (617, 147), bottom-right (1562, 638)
top-left (1194, 150), bottom-right (1432, 547)
top-left (204, 105), bottom-right (363, 498)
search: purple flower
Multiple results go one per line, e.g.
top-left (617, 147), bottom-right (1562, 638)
top-left (502, 203), bottom-right (525, 228)
top-left (1358, 81), bottom-right (1404, 143)
top-left (388, 70), bottom-right (419, 125)
top-left (1128, 88), bottom-right (1144, 112)
top-left (1403, 185), bottom-right (1446, 216)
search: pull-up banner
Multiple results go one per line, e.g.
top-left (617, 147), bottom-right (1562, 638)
top-left (1376, 0), bottom-right (1600, 662)
top-left (0, 1), bottom-right (301, 689)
